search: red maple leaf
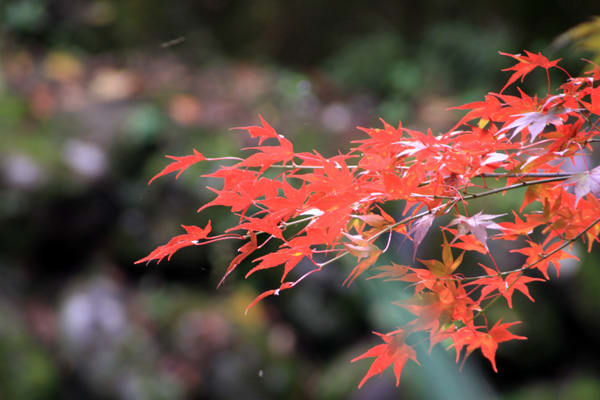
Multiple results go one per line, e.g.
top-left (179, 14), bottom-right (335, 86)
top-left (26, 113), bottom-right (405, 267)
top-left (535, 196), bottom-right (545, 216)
top-left (231, 114), bottom-right (280, 145)
top-left (499, 51), bottom-right (563, 93)
top-left (135, 221), bottom-right (213, 264)
top-left (495, 211), bottom-right (543, 241)
top-left (352, 330), bottom-right (419, 388)
top-left (217, 232), bottom-right (257, 288)
top-left (449, 233), bottom-right (488, 254)
top-left (245, 281), bottom-right (294, 314)
top-left (245, 247), bottom-right (307, 282)
top-left (449, 94), bottom-right (506, 130)
top-left (581, 86), bottom-right (600, 115)
top-left (510, 240), bottom-right (578, 279)
top-left (468, 264), bottom-right (544, 308)
top-left (451, 320), bottom-right (526, 372)
top-left (148, 149), bottom-right (206, 184)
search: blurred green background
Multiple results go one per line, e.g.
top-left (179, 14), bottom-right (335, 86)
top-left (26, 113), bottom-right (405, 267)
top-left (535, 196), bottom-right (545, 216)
top-left (2, 1), bottom-right (600, 399)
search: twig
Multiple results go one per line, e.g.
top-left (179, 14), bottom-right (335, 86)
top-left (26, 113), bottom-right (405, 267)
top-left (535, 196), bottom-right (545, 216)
top-left (472, 215), bottom-right (600, 317)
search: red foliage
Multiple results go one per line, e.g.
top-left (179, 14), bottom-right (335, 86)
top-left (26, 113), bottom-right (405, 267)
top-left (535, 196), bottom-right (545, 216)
top-left (351, 330), bottom-right (419, 388)
top-left (148, 149), bottom-right (205, 184)
top-left (137, 52), bottom-right (600, 388)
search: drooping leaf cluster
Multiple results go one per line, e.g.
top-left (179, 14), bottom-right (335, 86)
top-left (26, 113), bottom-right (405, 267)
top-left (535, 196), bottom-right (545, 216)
top-left (137, 52), bottom-right (600, 388)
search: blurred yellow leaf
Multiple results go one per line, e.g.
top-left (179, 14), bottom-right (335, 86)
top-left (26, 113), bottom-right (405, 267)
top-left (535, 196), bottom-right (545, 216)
top-left (555, 16), bottom-right (600, 63)
top-left (43, 52), bottom-right (83, 83)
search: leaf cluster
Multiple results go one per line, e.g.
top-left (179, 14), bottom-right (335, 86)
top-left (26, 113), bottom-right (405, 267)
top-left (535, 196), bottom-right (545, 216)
top-left (137, 52), bottom-right (600, 388)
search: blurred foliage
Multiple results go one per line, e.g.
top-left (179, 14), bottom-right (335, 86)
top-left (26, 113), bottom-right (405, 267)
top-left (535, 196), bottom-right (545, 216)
top-left (2, 0), bottom-right (48, 32)
top-left (554, 16), bottom-right (600, 63)
top-left (2, 1), bottom-right (600, 399)
top-left (0, 302), bottom-right (59, 399)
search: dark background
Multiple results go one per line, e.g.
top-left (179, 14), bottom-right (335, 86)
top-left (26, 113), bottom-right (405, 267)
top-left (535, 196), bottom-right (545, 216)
top-left (2, 1), bottom-right (600, 399)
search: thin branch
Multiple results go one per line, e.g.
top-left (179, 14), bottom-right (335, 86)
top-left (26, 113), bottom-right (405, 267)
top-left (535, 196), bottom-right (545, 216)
top-left (480, 172), bottom-right (574, 178)
top-left (267, 164), bottom-right (580, 180)
top-left (268, 161), bottom-right (359, 170)
top-left (459, 176), bottom-right (570, 200)
top-left (472, 215), bottom-right (600, 317)
top-left (464, 215), bottom-right (600, 282)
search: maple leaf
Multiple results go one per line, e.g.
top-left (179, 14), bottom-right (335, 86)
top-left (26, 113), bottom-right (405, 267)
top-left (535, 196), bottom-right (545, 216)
top-left (581, 86), bottom-right (600, 114)
top-left (238, 138), bottom-right (295, 174)
top-left (353, 210), bottom-right (395, 230)
top-left (448, 94), bottom-right (505, 130)
top-left (395, 128), bottom-right (440, 159)
top-left (499, 51), bottom-right (562, 93)
top-left (351, 330), bottom-right (419, 388)
top-left (148, 149), bottom-right (206, 184)
top-left (393, 267), bottom-right (442, 295)
top-left (217, 232), bottom-right (257, 288)
top-left (564, 165), bottom-right (600, 206)
top-left (342, 233), bottom-right (382, 286)
top-left (451, 320), bottom-right (526, 372)
top-left (499, 110), bottom-right (564, 142)
top-left (231, 114), bottom-right (280, 145)
top-left (495, 211), bottom-right (543, 241)
top-left (367, 264), bottom-right (411, 281)
top-left (481, 152), bottom-right (509, 166)
top-left (483, 320), bottom-right (526, 372)
top-left (519, 183), bottom-right (554, 213)
top-left (245, 246), bottom-right (309, 282)
top-left (342, 232), bottom-right (376, 258)
top-left (418, 234), bottom-right (464, 277)
top-left (449, 233), bottom-right (488, 254)
top-left (448, 211), bottom-right (505, 250)
top-left (245, 281), bottom-right (294, 314)
top-left (397, 279), bottom-right (476, 330)
top-left (468, 264), bottom-right (544, 308)
top-left (510, 240), bottom-right (578, 279)
top-left (409, 214), bottom-right (435, 259)
top-left (135, 221), bottom-right (213, 264)
top-left (233, 213), bottom-right (285, 240)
